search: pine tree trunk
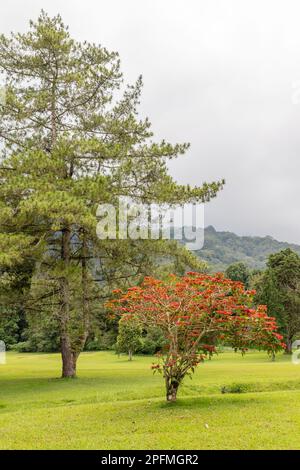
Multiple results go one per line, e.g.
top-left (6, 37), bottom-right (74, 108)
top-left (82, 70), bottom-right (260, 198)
top-left (61, 336), bottom-right (77, 378)
top-left (60, 227), bottom-right (76, 378)
top-left (80, 232), bottom-right (90, 351)
top-left (50, 80), bottom-right (77, 378)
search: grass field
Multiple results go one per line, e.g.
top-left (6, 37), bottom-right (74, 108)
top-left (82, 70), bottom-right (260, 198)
top-left (1, 350), bottom-right (300, 449)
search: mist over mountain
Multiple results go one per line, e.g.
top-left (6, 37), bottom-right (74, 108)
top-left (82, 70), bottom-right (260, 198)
top-left (192, 226), bottom-right (300, 272)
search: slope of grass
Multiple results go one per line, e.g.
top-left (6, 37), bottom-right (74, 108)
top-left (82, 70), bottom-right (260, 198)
top-left (0, 350), bottom-right (300, 449)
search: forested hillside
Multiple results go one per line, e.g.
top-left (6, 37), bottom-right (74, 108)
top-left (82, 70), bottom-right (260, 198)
top-left (194, 226), bottom-right (300, 271)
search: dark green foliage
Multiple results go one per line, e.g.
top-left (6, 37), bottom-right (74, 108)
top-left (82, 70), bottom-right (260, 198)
top-left (254, 249), bottom-right (300, 353)
top-left (225, 262), bottom-right (250, 287)
top-left (14, 316), bottom-right (60, 352)
top-left (0, 308), bottom-right (21, 348)
top-left (138, 327), bottom-right (166, 355)
top-left (85, 330), bottom-right (117, 351)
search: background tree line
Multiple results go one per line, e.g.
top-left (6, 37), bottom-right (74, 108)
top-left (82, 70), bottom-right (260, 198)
top-left (1, 248), bottom-right (299, 357)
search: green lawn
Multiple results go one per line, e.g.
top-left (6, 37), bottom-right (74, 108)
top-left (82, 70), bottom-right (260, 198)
top-left (0, 350), bottom-right (300, 449)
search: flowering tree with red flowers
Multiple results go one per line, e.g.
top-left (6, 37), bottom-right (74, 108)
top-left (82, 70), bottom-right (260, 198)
top-left (108, 272), bottom-right (285, 402)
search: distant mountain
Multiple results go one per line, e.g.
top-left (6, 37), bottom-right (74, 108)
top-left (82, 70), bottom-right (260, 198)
top-left (192, 226), bottom-right (300, 271)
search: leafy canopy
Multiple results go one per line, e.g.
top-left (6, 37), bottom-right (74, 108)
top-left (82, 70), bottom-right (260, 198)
top-left (108, 272), bottom-right (284, 400)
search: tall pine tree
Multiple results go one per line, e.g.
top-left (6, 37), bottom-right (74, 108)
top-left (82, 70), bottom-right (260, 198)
top-left (0, 12), bottom-right (223, 376)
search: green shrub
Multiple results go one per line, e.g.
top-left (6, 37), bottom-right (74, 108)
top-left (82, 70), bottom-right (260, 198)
top-left (0, 309), bottom-right (23, 349)
top-left (138, 327), bottom-right (166, 355)
top-left (85, 330), bottom-right (116, 351)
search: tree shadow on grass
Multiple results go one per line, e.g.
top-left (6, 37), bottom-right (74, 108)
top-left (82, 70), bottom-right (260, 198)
top-left (156, 393), bottom-right (264, 412)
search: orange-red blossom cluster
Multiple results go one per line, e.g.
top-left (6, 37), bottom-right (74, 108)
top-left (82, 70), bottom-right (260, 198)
top-left (107, 272), bottom-right (285, 374)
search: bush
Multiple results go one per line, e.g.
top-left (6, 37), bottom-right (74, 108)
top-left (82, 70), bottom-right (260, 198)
top-left (85, 330), bottom-right (117, 351)
top-left (12, 341), bottom-right (32, 353)
top-left (17, 320), bottom-right (60, 352)
top-left (138, 327), bottom-right (166, 355)
top-left (0, 309), bottom-right (23, 349)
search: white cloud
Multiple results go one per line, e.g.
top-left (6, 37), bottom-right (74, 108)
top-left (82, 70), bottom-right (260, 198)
top-left (1, 0), bottom-right (300, 243)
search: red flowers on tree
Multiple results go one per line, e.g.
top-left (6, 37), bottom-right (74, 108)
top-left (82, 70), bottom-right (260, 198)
top-left (108, 272), bottom-right (285, 402)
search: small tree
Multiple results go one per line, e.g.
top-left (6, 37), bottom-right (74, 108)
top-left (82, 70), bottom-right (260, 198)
top-left (116, 317), bottom-right (142, 360)
top-left (108, 273), bottom-right (285, 402)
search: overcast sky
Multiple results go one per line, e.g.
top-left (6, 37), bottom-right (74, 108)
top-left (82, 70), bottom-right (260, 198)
top-left (1, 0), bottom-right (300, 243)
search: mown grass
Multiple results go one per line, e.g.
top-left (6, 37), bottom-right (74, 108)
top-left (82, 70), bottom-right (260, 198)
top-left (0, 350), bottom-right (300, 449)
